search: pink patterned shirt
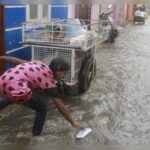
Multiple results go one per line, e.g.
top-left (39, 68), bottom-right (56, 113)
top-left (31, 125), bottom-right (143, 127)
top-left (0, 61), bottom-right (57, 103)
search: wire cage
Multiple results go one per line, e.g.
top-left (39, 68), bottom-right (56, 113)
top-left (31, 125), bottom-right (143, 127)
top-left (22, 19), bottom-right (108, 86)
top-left (31, 45), bottom-right (85, 85)
top-left (22, 19), bottom-right (109, 51)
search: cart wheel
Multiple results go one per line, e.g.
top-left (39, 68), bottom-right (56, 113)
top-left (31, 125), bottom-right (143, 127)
top-left (133, 18), bottom-right (136, 24)
top-left (78, 58), bottom-right (96, 94)
top-left (143, 19), bottom-right (145, 24)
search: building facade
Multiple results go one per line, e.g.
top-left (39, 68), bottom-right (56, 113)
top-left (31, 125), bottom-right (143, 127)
top-left (0, 1), bottom-right (142, 73)
top-left (0, 2), bottom-right (69, 72)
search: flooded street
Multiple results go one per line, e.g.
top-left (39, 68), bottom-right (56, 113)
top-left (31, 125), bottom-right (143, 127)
top-left (0, 18), bottom-right (150, 145)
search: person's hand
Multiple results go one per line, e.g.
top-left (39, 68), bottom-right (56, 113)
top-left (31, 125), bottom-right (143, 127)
top-left (72, 121), bottom-right (85, 130)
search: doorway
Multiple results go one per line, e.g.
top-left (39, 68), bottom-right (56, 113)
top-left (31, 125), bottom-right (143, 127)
top-left (75, 4), bottom-right (91, 20)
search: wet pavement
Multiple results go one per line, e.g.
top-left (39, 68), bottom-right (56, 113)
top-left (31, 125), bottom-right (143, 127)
top-left (0, 17), bottom-right (150, 145)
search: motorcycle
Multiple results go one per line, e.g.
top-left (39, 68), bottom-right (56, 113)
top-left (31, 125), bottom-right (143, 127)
top-left (99, 11), bottom-right (119, 43)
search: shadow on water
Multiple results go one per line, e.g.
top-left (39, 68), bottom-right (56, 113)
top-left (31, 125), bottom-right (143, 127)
top-left (1, 18), bottom-right (150, 145)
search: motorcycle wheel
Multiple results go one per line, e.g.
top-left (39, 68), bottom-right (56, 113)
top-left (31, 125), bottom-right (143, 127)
top-left (108, 29), bottom-right (115, 43)
top-left (108, 28), bottom-right (118, 43)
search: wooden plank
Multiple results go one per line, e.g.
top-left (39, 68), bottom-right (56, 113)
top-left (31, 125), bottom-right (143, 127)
top-left (0, 4), bottom-right (6, 75)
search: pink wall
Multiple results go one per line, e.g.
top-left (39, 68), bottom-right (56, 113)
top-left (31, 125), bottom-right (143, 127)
top-left (68, 5), bottom-right (75, 18)
top-left (91, 5), bottom-right (100, 20)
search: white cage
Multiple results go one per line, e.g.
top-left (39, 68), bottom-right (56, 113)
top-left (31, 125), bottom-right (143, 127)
top-left (22, 19), bottom-right (109, 51)
top-left (31, 45), bottom-right (84, 86)
top-left (22, 19), bottom-right (107, 86)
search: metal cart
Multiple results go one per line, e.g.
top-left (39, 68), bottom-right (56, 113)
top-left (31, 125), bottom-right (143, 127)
top-left (133, 8), bottom-right (146, 25)
top-left (22, 19), bottom-right (109, 95)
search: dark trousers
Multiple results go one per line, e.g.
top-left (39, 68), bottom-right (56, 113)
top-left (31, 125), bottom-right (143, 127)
top-left (0, 96), bottom-right (12, 110)
top-left (0, 92), bottom-right (48, 136)
top-left (25, 92), bottom-right (48, 136)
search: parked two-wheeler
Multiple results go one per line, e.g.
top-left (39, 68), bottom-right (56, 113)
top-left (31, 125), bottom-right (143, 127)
top-left (99, 11), bottom-right (119, 43)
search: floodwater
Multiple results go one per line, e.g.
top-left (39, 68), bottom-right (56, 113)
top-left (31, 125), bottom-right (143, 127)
top-left (0, 18), bottom-right (150, 145)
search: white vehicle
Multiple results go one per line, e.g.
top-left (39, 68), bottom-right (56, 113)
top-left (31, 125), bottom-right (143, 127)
top-left (133, 10), bottom-right (145, 24)
top-left (133, 5), bottom-right (147, 24)
top-left (22, 19), bottom-right (109, 95)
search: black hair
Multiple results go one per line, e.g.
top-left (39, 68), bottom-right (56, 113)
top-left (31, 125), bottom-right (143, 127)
top-left (49, 57), bottom-right (70, 72)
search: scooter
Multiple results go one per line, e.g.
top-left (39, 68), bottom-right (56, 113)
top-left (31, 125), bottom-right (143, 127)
top-left (99, 11), bottom-right (119, 43)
